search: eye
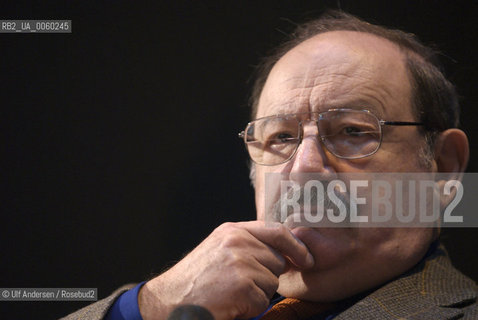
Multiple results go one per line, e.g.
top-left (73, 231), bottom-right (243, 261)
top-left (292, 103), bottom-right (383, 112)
top-left (276, 132), bottom-right (294, 142)
top-left (267, 132), bottom-right (297, 147)
top-left (344, 126), bottom-right (363, 136)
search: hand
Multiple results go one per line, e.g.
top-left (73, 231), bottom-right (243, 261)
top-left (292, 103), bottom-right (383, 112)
top-left (138, 221), bottom-right (314, 320)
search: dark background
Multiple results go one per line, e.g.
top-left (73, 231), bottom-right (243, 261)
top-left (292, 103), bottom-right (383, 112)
top-left (0, 1), bottom-right (476, 319)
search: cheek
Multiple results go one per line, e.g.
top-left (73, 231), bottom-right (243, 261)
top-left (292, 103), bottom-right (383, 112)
top-left (254, 165), bottom-right (290, 221)
top-left (373, 133), bottom-right (429, 172)
top-left (358, 228), bottom-right (435, 271)
top-left (296, 227), bottom-right (434, 275)
top-left (254, 167), bottom-right (267, 221)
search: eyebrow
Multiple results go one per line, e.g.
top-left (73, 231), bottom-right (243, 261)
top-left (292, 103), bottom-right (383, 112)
top-left (323, 102), bottom-right (386, 119)
top-left (261, 104), bottom-right (385, 120)
top-left (258, 103), bottom-right (308, 118)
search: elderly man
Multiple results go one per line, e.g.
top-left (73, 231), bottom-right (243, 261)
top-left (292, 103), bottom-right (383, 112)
top-left (63, 11), bottom-right (476, 320)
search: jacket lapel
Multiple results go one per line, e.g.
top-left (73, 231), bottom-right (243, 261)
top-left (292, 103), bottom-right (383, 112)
top-left (334, 245), bottom-right (477, 320)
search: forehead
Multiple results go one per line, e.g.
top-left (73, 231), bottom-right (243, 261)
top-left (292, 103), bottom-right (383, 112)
top-left (256, 31), bottom-right (413, 120)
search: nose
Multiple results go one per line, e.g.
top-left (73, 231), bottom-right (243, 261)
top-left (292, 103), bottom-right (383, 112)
top-left (289, 122), bottom-right (334, 174)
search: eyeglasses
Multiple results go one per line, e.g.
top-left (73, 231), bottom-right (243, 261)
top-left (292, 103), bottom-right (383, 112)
top-left (238, 108), bottom-right (423, 166)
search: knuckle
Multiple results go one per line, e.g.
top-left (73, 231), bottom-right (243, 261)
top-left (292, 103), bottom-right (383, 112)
top-left (224, 252), bottom-right (247, 270)
top-left (270, 281), bottom-right (279, 297)
top-left (237, 277), bottom-right (256, 293)
top-left (250, 290), bottom-right (270, 316)
top-left (277, 223), bottom-right (290, 238)
top-left (220, 231), bottom-right (243, 249)
top-left (271, 224), bottom-right (289, 247)
top-left (262, 273), bottom-right (279, 298)
top-left (268, 253), bottom-right (286, 276)
top-left (269, 276), bottom-right (279, 293)
top-left (215, 222), bottom-right (234, 233)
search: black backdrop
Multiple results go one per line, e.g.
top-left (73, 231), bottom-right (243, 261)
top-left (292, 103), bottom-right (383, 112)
top-left (0, 1), bottom-right (476, 319)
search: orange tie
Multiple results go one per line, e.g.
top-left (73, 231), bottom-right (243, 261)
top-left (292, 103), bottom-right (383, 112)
top-left (260, 298), bottom-right (335, 320)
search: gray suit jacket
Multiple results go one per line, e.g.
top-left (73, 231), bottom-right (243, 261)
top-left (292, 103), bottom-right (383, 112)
top-left (334, 245), bottom-right (477, 319)
top-left (60, 284), bottom-right (135, 320)
top-left (61, 245), bottom-right (477, 320)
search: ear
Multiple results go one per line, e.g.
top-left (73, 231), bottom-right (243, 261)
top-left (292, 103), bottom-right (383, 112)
top-left (433, 129), bottom-right (469, 172)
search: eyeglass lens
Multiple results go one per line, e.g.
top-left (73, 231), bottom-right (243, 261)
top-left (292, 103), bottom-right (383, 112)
top-left (244, 110), bottom-right (382, 165)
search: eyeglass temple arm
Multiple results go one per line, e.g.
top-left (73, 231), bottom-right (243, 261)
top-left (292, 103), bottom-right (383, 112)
top-left (238, 122), bottom-right (423, 138)
top-left (380, 120), bottom-right (423, 126)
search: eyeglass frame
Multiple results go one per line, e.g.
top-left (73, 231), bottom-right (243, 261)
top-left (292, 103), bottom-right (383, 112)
top-left (238, 108), bottom-right (424, 166)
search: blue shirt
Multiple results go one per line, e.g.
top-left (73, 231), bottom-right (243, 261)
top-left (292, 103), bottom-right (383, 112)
top-left (105, 282), bottom-right (145, 320)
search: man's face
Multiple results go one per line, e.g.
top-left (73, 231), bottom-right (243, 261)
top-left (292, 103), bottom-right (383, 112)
top-left (254, 31), bottom-right (437, 301)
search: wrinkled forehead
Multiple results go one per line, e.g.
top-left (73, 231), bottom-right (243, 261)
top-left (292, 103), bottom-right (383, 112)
top-left (256, 31), bottom-right (412, 120)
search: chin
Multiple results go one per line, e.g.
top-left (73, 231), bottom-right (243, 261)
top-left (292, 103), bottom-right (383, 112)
top-left (279, 226), bottom-right (436, 302)
top-left (276, 251), bottom-right (423, 302)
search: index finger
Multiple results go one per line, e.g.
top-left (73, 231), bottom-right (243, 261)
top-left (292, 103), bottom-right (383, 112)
top-left (236, 221), bottom-right (315, 270)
